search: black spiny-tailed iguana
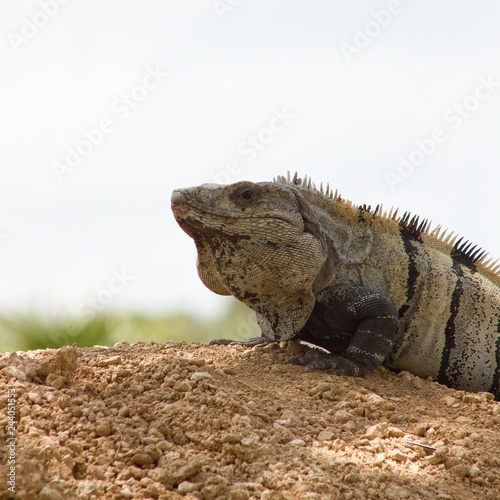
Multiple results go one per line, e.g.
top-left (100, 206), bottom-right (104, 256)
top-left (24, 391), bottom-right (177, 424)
top-left (171, 173), bottom-right (500, 399)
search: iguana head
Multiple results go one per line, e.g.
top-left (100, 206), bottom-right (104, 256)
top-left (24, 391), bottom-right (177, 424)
top-left (171, 180), bottom-right (329, 340)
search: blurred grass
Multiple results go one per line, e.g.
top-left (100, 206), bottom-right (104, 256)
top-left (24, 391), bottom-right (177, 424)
top-left (0, 299), bottom-right (260, 353)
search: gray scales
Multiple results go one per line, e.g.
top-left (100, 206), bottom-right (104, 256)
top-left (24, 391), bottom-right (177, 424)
top-left (171, 173), bottom-right (500, 399)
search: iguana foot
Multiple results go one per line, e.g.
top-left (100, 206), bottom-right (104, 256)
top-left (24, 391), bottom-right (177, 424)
top-left (209, 336), bottom-right (275, 348)
top-left (289, 348), bottom-right (369, 377)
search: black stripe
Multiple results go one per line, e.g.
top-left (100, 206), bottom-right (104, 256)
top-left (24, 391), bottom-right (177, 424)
top-left (490, 330), bottom-right (500, 400)
top-left (398, 225), bottom-right (422, 318)
top-left (437, 261), bottom-right (464, 387)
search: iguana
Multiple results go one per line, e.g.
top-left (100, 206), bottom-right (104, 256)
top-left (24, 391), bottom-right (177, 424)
top-left (171, 173), bottom-right (500, 399)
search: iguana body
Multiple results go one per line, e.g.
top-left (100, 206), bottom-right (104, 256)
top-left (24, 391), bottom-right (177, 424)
top-left (171, 173), bottom-right (500, 398)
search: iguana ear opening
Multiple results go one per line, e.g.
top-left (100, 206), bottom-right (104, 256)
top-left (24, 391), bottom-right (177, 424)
top-left (289, 186), bottom-right (328, 245)
top-left (290, 186), bottom-right (373, 292)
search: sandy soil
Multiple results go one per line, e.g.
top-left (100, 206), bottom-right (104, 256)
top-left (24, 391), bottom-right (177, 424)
top-left (1, 341), bottom-right (499, 499)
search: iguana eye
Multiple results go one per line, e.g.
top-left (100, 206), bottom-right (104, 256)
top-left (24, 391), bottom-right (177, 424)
top-left (240, 188), bottom-right (254, 201)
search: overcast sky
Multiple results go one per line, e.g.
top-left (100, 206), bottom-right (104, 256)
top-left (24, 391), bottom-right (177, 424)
top-left (1, 1), bottom-right (499, 319)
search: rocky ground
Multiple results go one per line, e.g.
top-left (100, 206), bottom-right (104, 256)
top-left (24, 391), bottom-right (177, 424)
top-left (1, 341), bottom-right (499, 499)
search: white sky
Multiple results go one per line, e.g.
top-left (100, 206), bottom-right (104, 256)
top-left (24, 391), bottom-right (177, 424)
top-left (1, 0), bottom-right (499, 319)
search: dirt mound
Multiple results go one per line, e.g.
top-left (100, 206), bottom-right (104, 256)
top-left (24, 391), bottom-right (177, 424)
top-left (1, 341), bottom-right (499, 499)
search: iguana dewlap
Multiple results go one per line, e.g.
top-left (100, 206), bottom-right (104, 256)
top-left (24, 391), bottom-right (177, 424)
top-left (171, 173), bottom-right (500, 399)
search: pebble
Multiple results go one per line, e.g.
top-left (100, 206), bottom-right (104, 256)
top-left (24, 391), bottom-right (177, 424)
top-left (97, 356), bottom-right (123, 367)
top-left (27, 391), bottom-right (43, 405)
top-left (367, 394), bottom-right (385, 407)
top-left (333, 410), bottom-right (352, 424)
top-left (289, 439), bottom-right (306, 446)
top-left (388, 450), bottom-right (408, 462)
top-left (95, 423), bottom-right (112, 437)
top-left (317, 430), bottom-right (334, 442)
top-left (174, 380), bottom-right (193, 392)
top-left (343, 472), bottom-right (359, 483)
top-left (229, 489), bottom-right (250, 500)
top-left (384, 485), bottom-right (411, 499)
top-left (46, 374), bottom-right (65, 389)
top-left (188, 358), bottom-right (206, 367)
top-left (468, 465), bottom-right (481, 478)
top-left (131, 453), bottom-right (154, 466)
top-left (178, 481), bottom-right (199, 494)
top-left (190, 371), bottom-right (213, 382)
top-left (427, 447), bottom-right (448, 465)
top-left (364, 422), bottom-right (388, 440)
top-left (462, 394), bottom-right (481, 404)
top-left (222, 434), bottom-right (241, 444)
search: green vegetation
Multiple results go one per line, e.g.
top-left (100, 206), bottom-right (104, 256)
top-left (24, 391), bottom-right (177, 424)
top-left (0, 299), bottom-right (260, 353)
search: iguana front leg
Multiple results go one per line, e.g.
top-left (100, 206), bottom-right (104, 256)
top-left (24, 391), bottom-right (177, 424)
top-left (290, 285), bottom-right (399, 376)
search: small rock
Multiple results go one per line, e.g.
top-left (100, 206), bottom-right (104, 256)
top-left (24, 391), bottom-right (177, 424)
top-left (222, 434), bottom-right (241, 444)
top-left (118, 407), bottom-right (130, 418)
top-left (97, 356), bottom-right (123, 367)
top-left (174, 380), bottom-right (193, 392)
top-left (385, 485), bottom-right (411, 499)
top-left (45, 374), bottom-right (65, 389)
top-left (388, 450), bottom-right (408, 462)
top-left (4, 361), bottom-right (28, 381)
top-left (442, 396), bottom-right (456, 406)
top-left (317, 430), bottom-right (335, 442)
top-left (412, 378), bottom-right (425, 389)
top-left (367, 394), bottom-right (385, 406)
top-left (451, 464), bottom-right (469, 478)
top-left (462, 394), bottom-right (481, 404)
top-left (39, 485), bottom-right (62, 500)
top-left (28, 391), bottom-right (43, 404)
top-left (364, 422), bottom-right (388, 440)
top-left (343, 472), bottom-right (359, 483)
top-left (178, 481), bottom-right (199, 494)
top-left (333, 410), bottom-right (352, 424)
top-left (468, 465), bottom-right (481, 478)
top-left (173, 463), bottom-right (202, 484)
top-left (289, 439), bottom-right (306, 446)
top-left (191, 371), bottom-right (213, 382)
top-left (188, 358), bottom-right (206, 367)
top-left (131, 453), bottom-right (154, 466)
top-left (415, 424), bottom-right (428, 437)
top-left (229, 489), bottom-right (250, 500)
top-left (95, 423), bottom-right (112, 437)
top-left (427, 447), bottom-right (448, 465)
top-left (444, 457), bottom-right (461, 469)
top-left (387, 426), bottom-right (404, 437)
top-left (119, 488), bottom-right (134, 499)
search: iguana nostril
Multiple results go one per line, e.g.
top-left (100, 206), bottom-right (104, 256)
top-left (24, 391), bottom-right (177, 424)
top-left (171, 189), bottom-right (187, 205)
